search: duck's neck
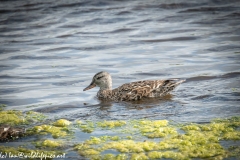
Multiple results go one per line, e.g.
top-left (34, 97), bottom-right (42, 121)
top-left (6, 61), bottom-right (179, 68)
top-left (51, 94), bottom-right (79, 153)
top-left (99, 81), bottom-right (112, 91)
top-left (97, 88), bottom-right (113, 99)
top-left (99, 85), bottom-right (112, 91)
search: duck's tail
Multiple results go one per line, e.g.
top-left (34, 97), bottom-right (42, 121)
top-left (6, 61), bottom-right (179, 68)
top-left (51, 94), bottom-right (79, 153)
top-left (168, 79), bottom-right (186, 86)
top-left (154, 79), bottom-right (185, 97)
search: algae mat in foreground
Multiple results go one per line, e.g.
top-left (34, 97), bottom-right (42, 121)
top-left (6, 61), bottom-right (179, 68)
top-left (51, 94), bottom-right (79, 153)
top-left (0, 109), bottom-right (240, 160)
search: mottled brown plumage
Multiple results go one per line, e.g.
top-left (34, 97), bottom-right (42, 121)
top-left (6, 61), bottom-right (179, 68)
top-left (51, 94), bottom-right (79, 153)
top-left (83, 71), bottom-right (185, 101)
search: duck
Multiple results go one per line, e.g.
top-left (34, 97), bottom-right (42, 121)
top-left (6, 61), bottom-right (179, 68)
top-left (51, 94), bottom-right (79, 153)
top-left (83, 71), bottom-right (185, 101)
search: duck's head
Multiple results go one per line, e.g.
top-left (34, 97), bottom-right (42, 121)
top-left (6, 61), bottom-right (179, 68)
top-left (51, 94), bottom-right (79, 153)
top-left (83, 71), bottom-right (112, 91)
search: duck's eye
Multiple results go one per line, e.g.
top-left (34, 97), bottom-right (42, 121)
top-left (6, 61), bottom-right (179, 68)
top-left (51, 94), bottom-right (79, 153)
top-left (97, 76), bottom-right (104, 80)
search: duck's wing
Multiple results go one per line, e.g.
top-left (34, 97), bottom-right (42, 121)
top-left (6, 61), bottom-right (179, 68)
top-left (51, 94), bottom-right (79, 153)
top-left (116, 80), bottom-right (156, 101)
top-left (114, 79), bottom-right (185, 101)
top-left (149, 79), bottom-right (185, 98)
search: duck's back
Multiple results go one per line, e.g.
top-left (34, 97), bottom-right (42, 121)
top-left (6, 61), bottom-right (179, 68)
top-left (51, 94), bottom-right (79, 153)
top-left (112, 79), bottom-right (185, 101)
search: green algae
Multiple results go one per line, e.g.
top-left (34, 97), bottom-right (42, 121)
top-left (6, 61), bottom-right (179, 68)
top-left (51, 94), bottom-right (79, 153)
top-left (213, 116), bottom-right (240, 127)
top-left (102, 140), bottom-right (158, 153)
top-left (86, 137), bottom-right (106, 145)
top-left (75, 120), bottom-right (126, 133)
top-left (131, 152), bottom-right (148, 160)
top-left (25, 111), bottom-right (47, 123)
top-left (130, 119), bottom-right (177, 138)
top-left (222, 131), bottom-right (240, 140)
top-left (35, 139), bottom-right (63, 149)
top-left (75, 120), bottom-right (95, 133)
top-left (82, 153), bottom-right (128, 160)
top-left (0, 110), bottom-right (47, 126)
top-left (53, 119), bottom-right (71, 127)
top-left (1, 109), bottom-right (239, 160)
top-left (26, 119), bottom-right (73, 138)
top-left (0, 110), bottom-right (26, 125)
top-left (43, 139), bottom-right (63, 148)
top-left (0, 104), bottom-right (7, 111)
top-left (137, 120), bottom-right (168, 127)
top-left (102, 153), bottom-right (116, 160)
top-left (74, 117), bottom-right (240, 160)
top-left (148, 151), bottom-right (189, 160)
top-left (28, 124), bottom-right (70, 138)
top-left (97, 120), bottom-right (126, 129)
top-left (144, 126), bottom-right (177, 138)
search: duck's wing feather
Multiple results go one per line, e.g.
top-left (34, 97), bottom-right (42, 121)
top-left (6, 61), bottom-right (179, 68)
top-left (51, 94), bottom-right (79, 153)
top-left (149, 79), bottom-right (185, 97)
top-left (113, 79), bottom-right (185, 101)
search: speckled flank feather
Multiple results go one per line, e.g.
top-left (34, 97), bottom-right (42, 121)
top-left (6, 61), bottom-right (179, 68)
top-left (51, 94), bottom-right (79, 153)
top-left (83, 71), bottom-right (185, 101)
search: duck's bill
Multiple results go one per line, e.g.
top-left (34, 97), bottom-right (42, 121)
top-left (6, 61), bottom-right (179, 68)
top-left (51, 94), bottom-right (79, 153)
top-left (83, 82), bottom-right (96, 91)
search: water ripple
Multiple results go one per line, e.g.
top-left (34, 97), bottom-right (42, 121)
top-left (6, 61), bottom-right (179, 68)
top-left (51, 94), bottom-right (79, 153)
top-left (0, 0), bottom-right (239, 123)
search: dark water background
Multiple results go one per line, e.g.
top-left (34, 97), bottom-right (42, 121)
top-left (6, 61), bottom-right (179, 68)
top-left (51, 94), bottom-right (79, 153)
top-left (0, 0), bottom-right (240, 123)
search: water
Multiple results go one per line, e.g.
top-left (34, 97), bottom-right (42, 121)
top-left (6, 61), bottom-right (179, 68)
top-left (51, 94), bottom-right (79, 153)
top-left (0, 0), bottom-right (240, 123)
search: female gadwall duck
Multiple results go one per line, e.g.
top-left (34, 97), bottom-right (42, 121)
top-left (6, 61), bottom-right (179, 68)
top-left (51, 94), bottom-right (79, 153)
top-left (83, 71), bottom-right (185, 101)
